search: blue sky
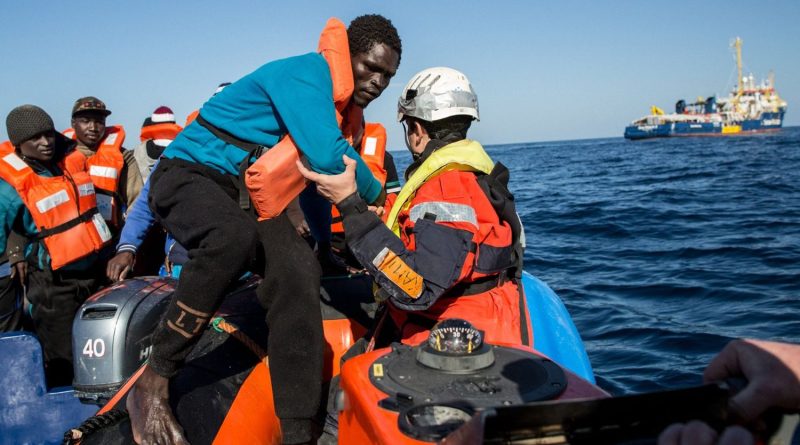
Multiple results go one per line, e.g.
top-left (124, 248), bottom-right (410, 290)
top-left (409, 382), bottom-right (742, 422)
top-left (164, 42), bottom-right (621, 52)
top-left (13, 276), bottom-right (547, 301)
top-left (1, 0), bottom-right (798, 150)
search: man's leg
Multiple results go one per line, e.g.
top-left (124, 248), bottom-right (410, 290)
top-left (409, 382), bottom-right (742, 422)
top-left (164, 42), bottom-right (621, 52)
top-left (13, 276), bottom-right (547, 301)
top-left (256, 212), bottom-right (323, 444)
top-left (26, 264), bottom-right (101, 387)
top-left (0, 274), bottom-right (22, 332)
top-left (128, 160), bottom-right (259, 445)
top-left (145, 160), bottom-right (260, 376)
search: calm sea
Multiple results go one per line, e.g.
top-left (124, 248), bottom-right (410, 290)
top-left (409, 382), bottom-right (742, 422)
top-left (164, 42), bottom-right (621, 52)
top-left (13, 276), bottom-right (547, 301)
top-left (394, 127), bottom-right (800, 396)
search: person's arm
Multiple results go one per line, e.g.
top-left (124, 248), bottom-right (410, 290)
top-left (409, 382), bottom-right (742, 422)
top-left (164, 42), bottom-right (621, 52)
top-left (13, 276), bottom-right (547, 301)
top-left (267, 55), bottom-right (382, 204)
top-left (121, 149), bottom-right (145, 209)
top-left (658, 339), bottom-right (800, 445)
top-left (298, 156), bottom-right (478, 311)
top-left (108, 172), bottom-right (157, 281)
top-left (0, 183), bottom-right (31, 283)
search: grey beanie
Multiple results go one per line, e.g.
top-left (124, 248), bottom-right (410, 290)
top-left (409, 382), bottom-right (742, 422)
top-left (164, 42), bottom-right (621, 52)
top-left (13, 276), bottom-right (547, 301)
top-left (6, 105), bottom-right (55, 146)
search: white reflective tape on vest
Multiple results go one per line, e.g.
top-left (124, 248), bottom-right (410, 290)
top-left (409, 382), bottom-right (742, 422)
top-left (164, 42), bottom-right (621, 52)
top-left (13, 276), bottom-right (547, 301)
top-left (77, 183), bottom-right (96, 197)
top-left (363, 137), bottom-right (378, 156)
top-left (92, 213), bottom-right (112, 242)
top-left (35, 190), bottom-right (71, 213)
top-left (104, 133), bottom-right (119, 146)
top-left (2, 153), bottom-right (28, 171)
top-left (409, 201), bottom-right (477, 227)
top-left (89, 165), bottom-right (118, 179)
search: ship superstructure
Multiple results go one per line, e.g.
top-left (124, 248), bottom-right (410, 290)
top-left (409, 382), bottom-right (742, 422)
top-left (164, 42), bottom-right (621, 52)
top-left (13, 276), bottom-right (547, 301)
top-left (624, 38), bottom-right (787, 140)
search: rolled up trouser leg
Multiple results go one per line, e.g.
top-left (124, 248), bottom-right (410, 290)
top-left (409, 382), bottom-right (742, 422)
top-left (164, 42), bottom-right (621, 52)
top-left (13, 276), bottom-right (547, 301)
top-left (256, 212), bottom-right (323, 444)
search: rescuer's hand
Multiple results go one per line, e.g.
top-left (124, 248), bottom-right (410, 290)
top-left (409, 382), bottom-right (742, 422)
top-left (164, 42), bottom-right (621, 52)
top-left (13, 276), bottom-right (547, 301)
top-left (127, 366), bottom-right (189, 445)
top-left (106, 251), bottom-right (135, 282)
top-left (658, 339), bottom-right (800, 445)
top-left (704, 339), bottom-right (800, 422)
top-left (297, 155), bottom-right (357, 205)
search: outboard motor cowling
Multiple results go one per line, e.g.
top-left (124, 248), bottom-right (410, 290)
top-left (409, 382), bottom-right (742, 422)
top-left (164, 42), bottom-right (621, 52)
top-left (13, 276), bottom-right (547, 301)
top-left (72, 277), bottom-right (175, 404)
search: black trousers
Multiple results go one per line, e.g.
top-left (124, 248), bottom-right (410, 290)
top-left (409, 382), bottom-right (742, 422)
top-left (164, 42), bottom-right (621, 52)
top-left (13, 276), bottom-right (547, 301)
top-left (26, 259), bottom-right (104, 387)
top-left (148, 159), bottom-right (323, 444)
top-left (0, 274), bottom-right (22, 332)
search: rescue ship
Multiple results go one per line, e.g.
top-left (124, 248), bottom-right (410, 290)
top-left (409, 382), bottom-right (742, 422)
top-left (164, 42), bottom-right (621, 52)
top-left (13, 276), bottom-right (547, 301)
top-left (624, 37), bottom-right (788, 140)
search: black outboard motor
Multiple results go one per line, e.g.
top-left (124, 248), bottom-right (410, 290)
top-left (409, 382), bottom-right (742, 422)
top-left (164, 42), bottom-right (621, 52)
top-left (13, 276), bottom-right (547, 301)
top-left (71, 277), bottom-right (175, 404)
top-left (675, 99), bottom-right (686, 114)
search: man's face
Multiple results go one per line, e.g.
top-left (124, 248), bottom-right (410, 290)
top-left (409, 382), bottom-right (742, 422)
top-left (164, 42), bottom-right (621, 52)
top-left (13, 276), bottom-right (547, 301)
top-left (351, 43), bottom-right (400, 108)
top-left (72, 112), bottom-right (106, 148)
top-left (19, 131), bottom-right (56, 162)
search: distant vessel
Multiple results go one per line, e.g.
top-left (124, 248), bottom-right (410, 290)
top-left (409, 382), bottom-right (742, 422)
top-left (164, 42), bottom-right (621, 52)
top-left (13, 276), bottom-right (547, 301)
top-left (624, 38), bottom-right (787, 140)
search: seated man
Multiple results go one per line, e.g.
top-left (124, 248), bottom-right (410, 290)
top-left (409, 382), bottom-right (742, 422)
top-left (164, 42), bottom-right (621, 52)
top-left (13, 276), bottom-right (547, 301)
top-left (134, 106), bottom-right (183, 180)
top-left (63, 96), bottom-right (143, 235)
top-left (1, 105), bottom-right (112, 386)
top-left (299, 67), bottom-right (532, 347)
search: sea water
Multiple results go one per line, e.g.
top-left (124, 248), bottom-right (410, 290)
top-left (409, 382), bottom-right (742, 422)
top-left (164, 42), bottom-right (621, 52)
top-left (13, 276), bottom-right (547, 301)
top-left (393, 127), bottom-right (800, 396)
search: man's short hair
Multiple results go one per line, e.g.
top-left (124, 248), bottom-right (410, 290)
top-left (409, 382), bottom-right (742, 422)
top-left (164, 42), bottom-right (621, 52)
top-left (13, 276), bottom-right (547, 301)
top-left (348, 14), bottom-right (402, 63)
top-left (412, 115), bottom-right (473, 144)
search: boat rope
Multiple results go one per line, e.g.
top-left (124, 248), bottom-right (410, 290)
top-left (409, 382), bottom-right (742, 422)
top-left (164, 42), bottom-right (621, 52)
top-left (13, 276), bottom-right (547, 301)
top-left (211, 316), bottom-right (268, 359)
top-left (62, 409), bottom-right (128, 445)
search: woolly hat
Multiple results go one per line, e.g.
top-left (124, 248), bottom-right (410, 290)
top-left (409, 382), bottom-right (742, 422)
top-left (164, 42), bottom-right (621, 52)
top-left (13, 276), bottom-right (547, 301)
top-left (142, 106), bottom-right (176, 127)
top-left (6, 105), bottom-right (56, 146)
top-left (141, 106), bottom-right (180, 146)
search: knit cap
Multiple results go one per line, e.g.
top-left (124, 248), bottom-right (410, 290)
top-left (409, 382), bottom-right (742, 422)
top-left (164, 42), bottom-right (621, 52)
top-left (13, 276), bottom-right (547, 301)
top-left (5, 105), bottom-right (55, 146)
top-left (140, 106), bottom-right (180, 146)
top-left (142, 106), bottom-right (177, 127)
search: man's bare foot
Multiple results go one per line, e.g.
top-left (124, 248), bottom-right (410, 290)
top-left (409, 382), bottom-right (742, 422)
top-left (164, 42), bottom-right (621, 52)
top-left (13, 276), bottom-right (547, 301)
top-left (126, 366), bottom-right (190, 445)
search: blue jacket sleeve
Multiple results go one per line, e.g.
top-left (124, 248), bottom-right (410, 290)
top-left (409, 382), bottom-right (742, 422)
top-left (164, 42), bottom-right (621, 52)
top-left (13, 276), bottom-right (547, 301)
top-left (116, 165), bottom-right (157, 254)
top-left (264, 56), bottom-right (382, 204)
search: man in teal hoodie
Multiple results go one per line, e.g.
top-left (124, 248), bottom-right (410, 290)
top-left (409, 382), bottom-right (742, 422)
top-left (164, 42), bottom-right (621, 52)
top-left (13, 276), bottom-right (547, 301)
top-left (127, 15), bottom-right (401, 445)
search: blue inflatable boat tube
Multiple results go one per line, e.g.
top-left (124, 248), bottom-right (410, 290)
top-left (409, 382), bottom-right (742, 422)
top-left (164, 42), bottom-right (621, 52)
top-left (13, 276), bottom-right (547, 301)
top-left (523, 271), bottom-right (596, 383)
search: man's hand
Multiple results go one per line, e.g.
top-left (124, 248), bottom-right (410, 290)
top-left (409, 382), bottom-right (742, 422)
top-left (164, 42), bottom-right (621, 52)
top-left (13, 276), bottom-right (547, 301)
top-left (106, 251), bottom-right (135, 282)
top-left (658, 339), bottom-right (800, 445)
top-left (296, 155), bottom-right (358, 205)
top-left (10, 261), bottom-right (27, 286)
top-left (127, 366), bottom-right (189, 445)
top-left (368, 205), bottom-right (385, 218)
top-left (704, 339), bottom-right (800, 422)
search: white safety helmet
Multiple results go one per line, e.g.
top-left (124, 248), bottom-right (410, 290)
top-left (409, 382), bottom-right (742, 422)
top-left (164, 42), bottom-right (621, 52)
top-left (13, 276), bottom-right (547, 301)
top-left (397, 67), bottom-right (479, 123)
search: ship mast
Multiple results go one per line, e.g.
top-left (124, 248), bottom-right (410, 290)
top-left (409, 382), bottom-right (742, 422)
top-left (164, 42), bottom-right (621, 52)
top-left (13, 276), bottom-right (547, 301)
top-left (734, 37), bottom-right (743, 97)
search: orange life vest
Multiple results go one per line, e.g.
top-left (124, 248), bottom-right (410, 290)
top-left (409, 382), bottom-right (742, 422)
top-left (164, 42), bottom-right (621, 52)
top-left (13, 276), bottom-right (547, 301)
top-left (0, 141), bottom-right (13, 155)
top-left (245, 17), bottom-right (364, 220)
top-left (140, 122), bottom-right (182, 143)
top-left (0, 152), bottom-right (112, 270)
top-left (330, 122), bottom-right (388, 233)
top-left (63, 126), bottom-right (126, 228)
top-left (185, 110), bottom-right (199, 127)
